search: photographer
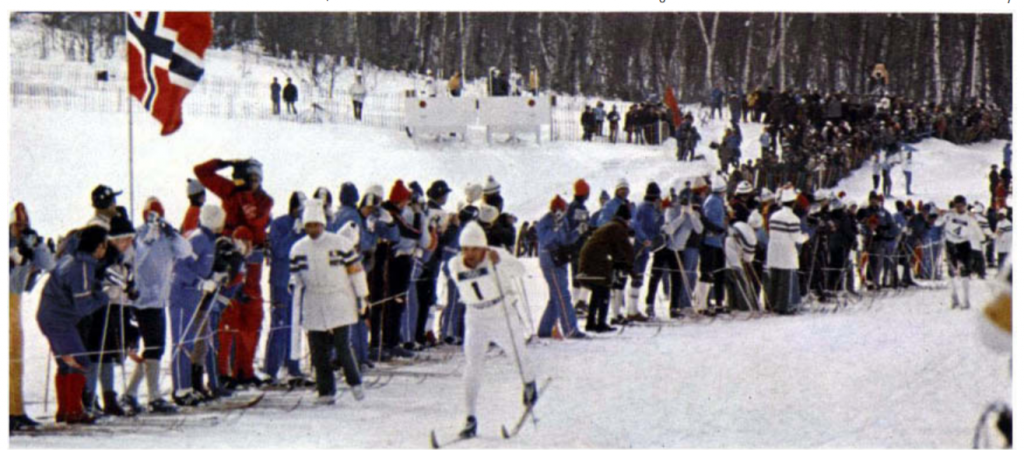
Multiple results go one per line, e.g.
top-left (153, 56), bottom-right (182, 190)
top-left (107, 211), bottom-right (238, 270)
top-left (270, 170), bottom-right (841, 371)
top-left (123, 197), bottom-right (192, 414)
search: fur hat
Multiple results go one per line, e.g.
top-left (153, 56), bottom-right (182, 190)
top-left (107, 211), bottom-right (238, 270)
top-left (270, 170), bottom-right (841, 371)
top-left (459, 221), bottom-right (489, 248)
top-left (340, 183), bottom-right (359, 207)
top-left (200, 204), bottom-right (226, 233)
top-left (142, 197), bottom-right (165, 220)
top-left (303, 199), bottom-right (327, 226)
top-left (574, 179), bottom-right (590, 198)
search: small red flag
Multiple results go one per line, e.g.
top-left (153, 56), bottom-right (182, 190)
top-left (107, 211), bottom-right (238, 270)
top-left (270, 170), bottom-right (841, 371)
top-left (663, 87), bottom-right (683, 128)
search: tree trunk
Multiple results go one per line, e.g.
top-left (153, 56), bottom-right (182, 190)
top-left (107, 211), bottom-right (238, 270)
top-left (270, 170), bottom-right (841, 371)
top-left (695, 12), bottom-right (719, 92)
top-left (742, 13), bottom-right (754, 90)
top-left (932, 13), bottom-right (942, 104)
top-left (970, 14), bottom-right (982, 99)
top-left (460, 13), bottom-right (468, 79)
top-left (779, 12), bottom-right (787, 90)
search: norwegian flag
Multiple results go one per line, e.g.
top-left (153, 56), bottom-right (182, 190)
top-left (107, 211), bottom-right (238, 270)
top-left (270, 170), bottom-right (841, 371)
top-left (127, 12), bottom-right (213, 136)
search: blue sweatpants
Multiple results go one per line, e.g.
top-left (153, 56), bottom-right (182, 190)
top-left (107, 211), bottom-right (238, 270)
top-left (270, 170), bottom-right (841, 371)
top-left (263, 285), bottom-right (302, 380)
top-left (537, 262), bottom-right (579, 336)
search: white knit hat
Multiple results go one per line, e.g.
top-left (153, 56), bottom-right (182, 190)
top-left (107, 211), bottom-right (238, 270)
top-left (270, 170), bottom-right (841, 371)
top-left (779, 188), bottom-right (798, 203)
top-left (465, 183), bottom-right (484, 204)
top-left (615, 178), bottom-right (630, 192)
top-left (479, 204), bottom-right (500, 225)
top-left (710, 175), bottom-right (727, 193)
top-left (303, 199), bottom-right (327, 226)
top-left (199, 204), bottom-right (225, 233)
top-left (735, 181), bottom-right (754, 195)
top-left (483, 176), bottom-right (501, 195)
top-left (459, 221), bottom-right (489, 248)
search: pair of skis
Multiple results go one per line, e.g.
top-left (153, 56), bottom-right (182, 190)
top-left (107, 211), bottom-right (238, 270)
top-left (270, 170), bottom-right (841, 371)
top-left (429, 377), bottom-right (553, 448)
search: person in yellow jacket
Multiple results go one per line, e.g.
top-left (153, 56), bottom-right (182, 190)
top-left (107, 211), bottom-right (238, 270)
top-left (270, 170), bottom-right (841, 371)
top-left (10, 203), bottom-right (56, 430)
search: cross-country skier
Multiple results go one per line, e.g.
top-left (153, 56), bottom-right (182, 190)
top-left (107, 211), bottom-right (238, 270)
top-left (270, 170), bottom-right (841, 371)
top-left (289, 199), bottom-right (367, 405)
top-left (123, 197), bottom-right (191, 414)
top-left (937, 195), bottom-right (984, 308)
top-left (10, 202), bottom-right (56, 430)
top-left (446, 221), bottom-right (538, 439)
top-left (264, 192), bottom-right (310, 386)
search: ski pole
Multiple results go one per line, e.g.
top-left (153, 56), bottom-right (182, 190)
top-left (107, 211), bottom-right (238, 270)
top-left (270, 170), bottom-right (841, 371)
top-left (43, 350), bottom-right (52, 413)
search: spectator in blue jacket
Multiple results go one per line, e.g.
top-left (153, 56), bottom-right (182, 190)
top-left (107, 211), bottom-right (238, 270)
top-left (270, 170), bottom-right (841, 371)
top-left (566, 180), bottom-right (592, 312)
top-left (710, 86), bottom-right (724, 119)
top-left (627, 183), bottom-right (664, 322)
top-left (123, 197), bottom-right (191, 414)
top-left (168, 204), bottom-right (233, 406)
top-left (263, 192), bottom-right (309, 386)
top-left (536, 195), bottom-right (586, 339)
top-left (36, 225), bottom-right (109, 424)
top-left (699, 175), bottom-right (728, 313)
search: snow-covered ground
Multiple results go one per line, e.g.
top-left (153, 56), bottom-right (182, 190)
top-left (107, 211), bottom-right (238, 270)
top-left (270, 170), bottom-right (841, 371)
top-left (9, 98), bottom-right (1011, 447)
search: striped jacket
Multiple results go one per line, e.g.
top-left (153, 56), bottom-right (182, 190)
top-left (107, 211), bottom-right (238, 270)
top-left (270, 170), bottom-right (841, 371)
top-left (767, 207), bottom-right (808, 270)
top-left (289, 231), bottom-right (364, 331)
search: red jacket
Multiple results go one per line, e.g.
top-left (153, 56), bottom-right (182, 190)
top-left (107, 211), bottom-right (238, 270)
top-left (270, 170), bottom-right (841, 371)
top-left (194, 159), bottom-right (274, 245)
top-left (181, 205), bottom-right (201, 236)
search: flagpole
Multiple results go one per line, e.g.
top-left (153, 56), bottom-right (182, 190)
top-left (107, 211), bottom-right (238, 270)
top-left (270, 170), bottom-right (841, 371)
top-left (129, 97), bottom-right (135, 221)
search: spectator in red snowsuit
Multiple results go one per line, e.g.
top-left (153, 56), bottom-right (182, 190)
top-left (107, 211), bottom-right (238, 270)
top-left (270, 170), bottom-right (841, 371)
top-left (193, 158), bottom-right (273, 387)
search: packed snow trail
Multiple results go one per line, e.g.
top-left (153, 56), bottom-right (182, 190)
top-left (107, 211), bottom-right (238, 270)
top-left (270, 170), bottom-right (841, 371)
top-left (10, 103), bottom-right (1009, 447)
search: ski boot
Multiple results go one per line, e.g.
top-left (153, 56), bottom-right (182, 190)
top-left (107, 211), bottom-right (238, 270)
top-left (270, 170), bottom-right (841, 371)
top-left (121, 394), bottom-right (143, 416)
top-left (351, 384), bottom-right (366, 402)
top-left (9, 415), bottom-right (39, 431)
top-left (458, 416), bottom-right (477, 439)
top-left (148, 398), bottom-right (178, 414)
top-left (103, 391), bottom-right (127, 416)
top-left (172, 390), bottom-right (204, 407)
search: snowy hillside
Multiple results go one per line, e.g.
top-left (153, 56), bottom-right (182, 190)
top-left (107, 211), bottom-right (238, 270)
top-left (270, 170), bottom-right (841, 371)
top-left (8, 20), bottom-right (1012, 449)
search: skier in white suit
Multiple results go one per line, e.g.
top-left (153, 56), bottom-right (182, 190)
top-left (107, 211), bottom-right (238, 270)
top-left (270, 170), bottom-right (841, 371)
top-left (446, 221), bottom-right (538, 439)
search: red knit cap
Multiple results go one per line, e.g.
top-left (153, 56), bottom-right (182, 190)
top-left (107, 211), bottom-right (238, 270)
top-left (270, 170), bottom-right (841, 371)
top-left (232, 226), bottom-right (254, 242)
top-left (389, 180), bottom-right (412, 204)
top-left (142, 197), bottom-right (165, 219)
top-left (574, 179), bottom-right (590, 197)
top-left (550, 195), bottom-right (567, 212)
top-left (661, 197), bottom-right (672, 209)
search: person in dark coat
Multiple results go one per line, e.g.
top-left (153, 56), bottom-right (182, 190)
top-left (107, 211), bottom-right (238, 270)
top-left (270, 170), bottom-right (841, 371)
top-left (577, 204), bottom-right (633, 333)
top-left (37, 226), bottom-right (110, 424)
top-left (282, 78), bottom-right (298, 114)
top-left (581, 106), bottom-right (595, 142)
top-left (270, 77), bottom-right (281, 115)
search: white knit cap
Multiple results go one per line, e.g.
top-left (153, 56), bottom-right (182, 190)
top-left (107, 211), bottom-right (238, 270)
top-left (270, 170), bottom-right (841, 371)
top-left (459, 221), bottom-right (489, 248)
top-left (479, 204), bottom-right (500, 225)
top-left (483, 176), bottom-right (501, 195)
top-left (710, 175), bottom-right (727, 193)
top-left (735, 181), bottom-right (754, 195)
top-left (780, 188), bottom-right (798, 204)
top-left (465, 183), bottom-right (484, 204)
top-left (615, 178), bottom-right (630, 191)
top-left (199, 204), bottom-right (225, 233)
top-left (303, 199), bottom-right (327, 226)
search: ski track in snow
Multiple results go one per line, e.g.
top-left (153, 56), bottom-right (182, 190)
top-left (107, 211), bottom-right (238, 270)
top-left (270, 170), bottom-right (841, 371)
top-left (10, 97), bottom-right (1009, 447)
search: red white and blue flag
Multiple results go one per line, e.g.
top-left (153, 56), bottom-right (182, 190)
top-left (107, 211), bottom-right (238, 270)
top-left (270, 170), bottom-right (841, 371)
top-left (127, 12), bottom-right (212, 136)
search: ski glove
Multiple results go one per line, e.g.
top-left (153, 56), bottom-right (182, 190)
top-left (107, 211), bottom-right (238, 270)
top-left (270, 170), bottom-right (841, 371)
top-left (199, 279), bottom-right (218, 293)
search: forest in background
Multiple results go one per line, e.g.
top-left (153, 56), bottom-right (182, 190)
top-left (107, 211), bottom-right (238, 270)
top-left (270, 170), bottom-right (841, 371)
top-left (12, 12), bottom-right (1012, 110)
